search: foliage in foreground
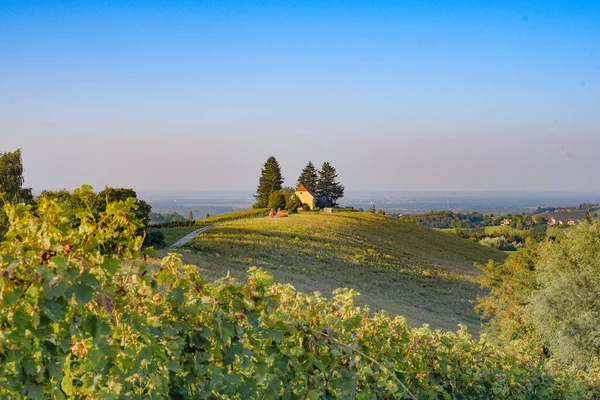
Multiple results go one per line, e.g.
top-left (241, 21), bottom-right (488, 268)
top-left (477, 221), bottom-right (600, 388)
top-left (0, 196), bottom-right (594, 399)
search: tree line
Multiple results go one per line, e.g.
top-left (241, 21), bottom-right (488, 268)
top-left (253, 156), bottom-right (345, 210)
top-left (0, 149), bottom-right (164, 247)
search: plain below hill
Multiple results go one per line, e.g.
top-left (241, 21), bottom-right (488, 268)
top-left (172, 212), bottom-right (507, 332)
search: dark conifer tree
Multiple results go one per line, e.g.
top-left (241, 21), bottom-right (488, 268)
top-left (316, 162), bottom-right (345, 207)
top-left (254, 156), bottom-right (284, 208)
top-left (296, 161), bottom-right (318, 191)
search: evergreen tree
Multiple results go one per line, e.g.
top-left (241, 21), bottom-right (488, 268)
top-left (254, 156), bottom-right (284, 208)
top-left (188, 210), bottom-right (194, 221)
top-left (297, 161), bottom-right (318, 190)
top-left (316, 162), bottom-right (345, 207)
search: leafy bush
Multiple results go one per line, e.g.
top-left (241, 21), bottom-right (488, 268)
top-left (0, 192), bottom-right (594, 398)
top-left (479, 236), bottom-right (523, 251)
top-left (286, 194), bottom-right (303, 212)
top-left (527, 221), bottom-right (600, 372)
top-left (479, 236), bottom-right (507, 249)
top-left (268, 191), bottom-right (286, 211)
top-left (144, 229), bottom-right (166, 249)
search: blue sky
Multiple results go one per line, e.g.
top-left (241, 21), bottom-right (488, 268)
top-left (1, 1), bottom-right (599, 191)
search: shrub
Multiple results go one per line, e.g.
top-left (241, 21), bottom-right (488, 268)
top-left (287, 194), bottom-right (303, 212)
top-left (144, 230), bottom-right (166, 249)
top-left (479, 236), bottom-right (507, 249)
top-left (268, 191), bottom-right (286, 211)
top-left (527, 220), bottom-right (600, 372)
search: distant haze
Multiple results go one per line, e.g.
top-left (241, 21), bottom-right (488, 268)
top-left (1, 1), bottom-right (599, 192)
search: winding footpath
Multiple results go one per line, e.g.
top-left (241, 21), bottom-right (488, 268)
top-left (169, 226), bottom-right (213, 248)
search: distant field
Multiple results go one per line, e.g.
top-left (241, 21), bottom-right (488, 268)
top-left (167, 212), bottom-right (507, 333)
top-left (439, 226), bottom-right (528, 236)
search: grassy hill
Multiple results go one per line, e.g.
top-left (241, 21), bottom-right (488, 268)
top-left (170, 212), bottom-right (507, 332)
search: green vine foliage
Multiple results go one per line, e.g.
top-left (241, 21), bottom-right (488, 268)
top-left (0, 187), bottom-right (593, 399)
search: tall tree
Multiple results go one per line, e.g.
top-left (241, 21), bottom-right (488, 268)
top-left (0, 149), bottom-right (34, 237)
top-left (297, 161), bottom-right (318, 190)
top-left (316, 162), bottom-right (345, 207)
top-left (0, 149), bottom-right (34, 205)
top-left (188, 210), bottom-right (194, 221)
top-left (254, 156), bottom-right (284, 208)
top-left (527, 220), bottom-right (600, 370)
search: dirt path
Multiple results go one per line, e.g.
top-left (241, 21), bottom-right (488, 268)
top-left (169, 226), bottom-right (213, 248)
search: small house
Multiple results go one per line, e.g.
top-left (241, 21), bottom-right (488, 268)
top-left (500, 218), bottom-right (513, 226)
top-left (294, 184), bottom-right (318, 209)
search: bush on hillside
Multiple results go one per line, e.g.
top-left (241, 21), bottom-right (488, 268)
top-left (527, 221), bottom-right (600, 372)
top-left (268, 191), bottom-right (286, 211)
top-left (286, 194), bottom-right (303, 212)
top-left (0, 191), bottom-right (595, 398)
top-left (144, 229), bottom-right (166, 249)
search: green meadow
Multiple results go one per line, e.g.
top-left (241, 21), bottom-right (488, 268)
top-left (164, 212), bottom-right (507, 332)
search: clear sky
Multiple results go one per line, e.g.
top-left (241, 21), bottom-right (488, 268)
top-left (1, 0), bottom-right (599, 192)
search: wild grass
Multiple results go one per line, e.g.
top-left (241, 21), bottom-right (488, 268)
top-left (152, 226), bottom-right (199, 247)
top-left (167, 212), bottom-right (507, 333)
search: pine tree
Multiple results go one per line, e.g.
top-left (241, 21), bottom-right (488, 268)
top-left (254, 156), bottom-right (284, 208)
top-left (316, 162), bottom-right (345, 207)
top-left (188, 210), bottom-right (194, 221)
top-left (296, 161), bottom-right (318, 191)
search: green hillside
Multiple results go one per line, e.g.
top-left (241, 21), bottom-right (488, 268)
top-left (172, 212), bottom-right (507, 332)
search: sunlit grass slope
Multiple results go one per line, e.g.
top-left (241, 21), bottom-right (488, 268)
top-left (155, 226), bottom-right (199, 246)
top-left (176, 212), bottom-right (507, 332)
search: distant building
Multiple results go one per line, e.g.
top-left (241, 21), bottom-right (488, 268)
top-left (294, 184), bottom-right (318, 209)
top-left (501, 218), bottom-right (513, 226)
top-left (548, 217), bottom-right (562, 226)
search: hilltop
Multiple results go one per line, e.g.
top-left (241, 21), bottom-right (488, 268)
top-left (171, 212), bottom-right (507, 332)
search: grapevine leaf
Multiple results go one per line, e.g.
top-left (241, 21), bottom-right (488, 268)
top-left (1, 286), bottom-right (22, 307)
top-left (40, 298), bottom-right (67, 322)
top-left (167, 359), bottom-right (182, 373)
top-left (72, 283), bottom-right (95, 303)
top-left (102, 258), bottom-right (120, 274)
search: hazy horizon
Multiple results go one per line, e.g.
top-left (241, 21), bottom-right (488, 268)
top-left (2, 1), bottom-right (599, 192)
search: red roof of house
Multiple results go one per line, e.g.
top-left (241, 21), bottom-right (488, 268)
top-left (296, 184), bottom-right (317, 198)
